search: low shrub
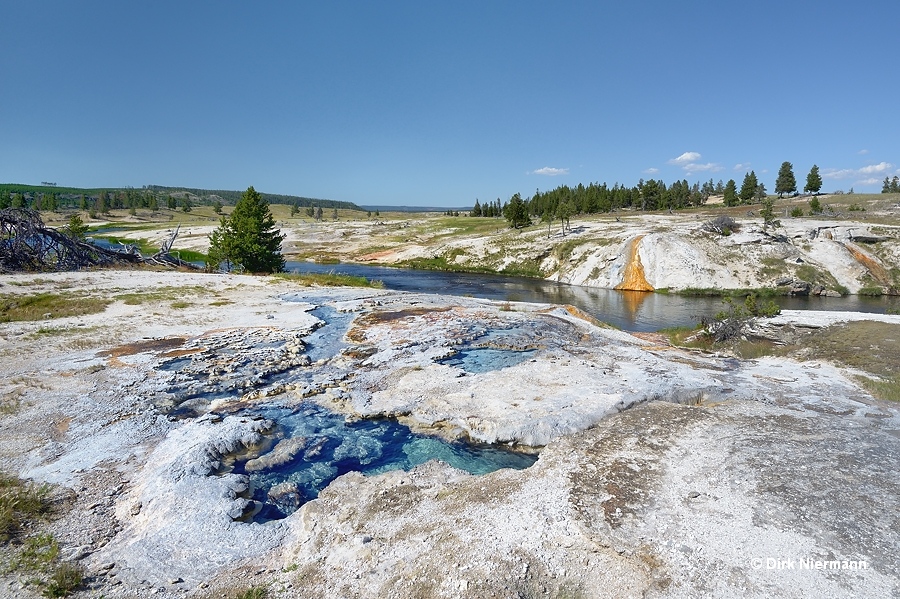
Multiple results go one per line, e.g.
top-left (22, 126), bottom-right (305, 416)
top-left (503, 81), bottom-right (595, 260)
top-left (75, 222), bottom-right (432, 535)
top-left (42, 561), bottom-right (85, 598)
top-left (234, 586), bottom-right (268, 599)
top-left (0, 293), bottom-right (110, 323)
top-left (702, 215), bottom-right (738, 236)
top-left (701, 293), bottom-right (781, 343)
top-left (858, 286), bottom-right (884, 297)
top-left (0, 472), bottom-right (52, 540)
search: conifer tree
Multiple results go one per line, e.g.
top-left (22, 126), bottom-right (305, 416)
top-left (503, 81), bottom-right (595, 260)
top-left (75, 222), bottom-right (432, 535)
top-left (723, 179), bottom-right (738, 206)
top-left (775, 162), bottom-right (797, 198)
top-left (804, 165), bottom-right (822, 195)
top-left (739, 171), bottom-right (759, 204)
top-left (207, 186), bottom-right (285, 273)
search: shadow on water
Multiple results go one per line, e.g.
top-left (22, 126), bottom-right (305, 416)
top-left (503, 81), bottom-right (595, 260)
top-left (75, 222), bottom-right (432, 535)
top-left (286, 261), bottom-right (900, 332)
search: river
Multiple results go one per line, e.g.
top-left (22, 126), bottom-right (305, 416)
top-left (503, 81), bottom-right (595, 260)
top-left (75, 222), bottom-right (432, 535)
top-left (285, 261), bottom-right (900, 332)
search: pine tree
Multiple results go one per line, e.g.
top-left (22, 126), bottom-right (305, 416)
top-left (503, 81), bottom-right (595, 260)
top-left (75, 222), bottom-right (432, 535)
top-left (739, 171), bottom-right (759, 204)
top-left (775, 162), bottom-right (797, 198)
top-left (760, 196), bottom-right (780, 230)
top-left (504, 193), bottom-right (531, 229)
top-left (96, 192), bottom-right (109, 214)
top-left (723, 179), bottom-right (738, 206)
top-left (207, 186), bottom-right (285, 273)
top-left (64, 214), bottom-right (89, 241)
top-left (804, 165), bottom-right (822, 195)
top-left (472, 199), bottom-right (482, 217)
top-left (809, 196), bottom-right (822, 214)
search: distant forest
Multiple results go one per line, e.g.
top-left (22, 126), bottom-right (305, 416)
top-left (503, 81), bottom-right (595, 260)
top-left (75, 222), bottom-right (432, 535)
top-left (0, 183), bottom-right (361, 212)
top-left (473, 178), bottom-right (727, 221)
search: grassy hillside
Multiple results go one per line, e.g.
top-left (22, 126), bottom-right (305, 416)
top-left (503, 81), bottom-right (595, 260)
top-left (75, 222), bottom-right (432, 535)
top-left (0, 183), bottom-right (361, 211)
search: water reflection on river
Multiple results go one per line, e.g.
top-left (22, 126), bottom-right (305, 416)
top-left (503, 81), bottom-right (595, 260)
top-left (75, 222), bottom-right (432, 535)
top-left (285, 261), bottom-right (900, 332)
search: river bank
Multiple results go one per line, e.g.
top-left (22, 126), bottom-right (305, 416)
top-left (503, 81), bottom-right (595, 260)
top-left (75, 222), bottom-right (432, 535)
top-left (67, 195), bottom-right (900, 299)
top-left (0, 269), bottom-right (898, 598)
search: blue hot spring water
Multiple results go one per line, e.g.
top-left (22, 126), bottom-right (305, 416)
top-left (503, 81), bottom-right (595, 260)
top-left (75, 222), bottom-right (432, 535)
top-left (439, 346), bottom-right (537, 374)
top-left (237, 403), bottom-right (537, 521)
top-left (437, 328), bottom-right (538, 374)
top-left (155, 302), bottom-right (538, 520)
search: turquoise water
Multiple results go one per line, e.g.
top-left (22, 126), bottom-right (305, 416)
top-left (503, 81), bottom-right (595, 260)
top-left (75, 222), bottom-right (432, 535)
top-left (237, 403), bottom-right (537, 520)
top-left (439, 346), bottom-right (537, 373)
top-left (151, 304), bottom-right (538, 521)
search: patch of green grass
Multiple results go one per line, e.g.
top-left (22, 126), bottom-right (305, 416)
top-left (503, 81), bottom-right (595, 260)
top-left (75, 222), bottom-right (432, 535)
top-left (500, 259), bottom-right (544, 278)
top-left (91, 235), bottom-right (157, 255)
top-left (273, 272), bottom-right (384, 288)
top-left (233, 586), bottom-right (268, 599)
top-left (0, 472), bottom-right (52, 541)
top-left (678, 287), bottom-right (781, 298)
top-left (858, 286), bottom-right (884, 297)
top-left (13, 533), bottom-right (59, 572)
top-left (114, 285), bottom-right (209, 305)
top-left (659, 325), bottom-right (713, 349)
top-left (398, 256), bottom-right (506, 275)
top-left (0, 390), bottom-right (22, 415)
top-left (7, 278), bottom-right (53, 287)
top-left (167, 249), bottom-right (208, 263)
top-left (0, 293), bottom-right (110, 323)
top-left (552, 238), bottom-right (591, 262)
top-left (794, 321), bottom-right (900, 402)
top-left (855, 375), bottom-right (900, 402)
top-left (794, 264), bottom-right (845, 294)
top-left (41, 561), bottom-right (85, 598)
top-left (170, 301), bottom-right (192, 309)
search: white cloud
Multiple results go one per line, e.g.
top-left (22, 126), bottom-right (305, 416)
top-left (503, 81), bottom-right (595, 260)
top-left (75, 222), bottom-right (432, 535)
top-left (683, 162), bottom-right (723, 175)
top-left (821, 168), bottom-right (854, 179)
top-left (666, 151), bottom-right (722, 175)
top-left (643, 167), bottom-right (659, 175)
top-left (855, 177), bottom-right (883, 186)
top-left (668, 152), bottom-right (701, 165)
top-left (858, 149), bottom-right (869, 155)
top-left (822, 162), bottom-right (894, 180)
top-left (859, 161), bottom-right (893, 174)
top-left (733, 163), bottom-right (750, 171)
top-left (531, 167), bottom-right (569, 176)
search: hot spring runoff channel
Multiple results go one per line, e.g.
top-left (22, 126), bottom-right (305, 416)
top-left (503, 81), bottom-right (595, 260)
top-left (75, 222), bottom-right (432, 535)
top-left (170, 306), bottom-right (538, 521)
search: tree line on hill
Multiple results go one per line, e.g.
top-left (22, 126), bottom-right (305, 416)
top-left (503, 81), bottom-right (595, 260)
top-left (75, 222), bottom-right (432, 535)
top-left (146, 185), bottom-right (358, 211)
top-left (0, 184), bottom-right (360, 216)
top-left (462, 162), bottom-right (832, 230)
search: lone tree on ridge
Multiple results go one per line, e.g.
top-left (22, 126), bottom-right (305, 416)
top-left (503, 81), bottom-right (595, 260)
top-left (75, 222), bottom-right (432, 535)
top-left (207, 186), bottom-right (285, 273)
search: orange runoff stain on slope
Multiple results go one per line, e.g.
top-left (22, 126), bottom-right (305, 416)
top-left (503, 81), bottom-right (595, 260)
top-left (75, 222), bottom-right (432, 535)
top-left (615, 235), bottom-right (654, 292)
top-left (844, 242), bottom-right (891, 285)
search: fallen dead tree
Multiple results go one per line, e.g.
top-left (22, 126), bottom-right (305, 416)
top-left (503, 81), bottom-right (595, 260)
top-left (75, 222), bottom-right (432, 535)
top-left (0, 208), bottom-right (197, 272)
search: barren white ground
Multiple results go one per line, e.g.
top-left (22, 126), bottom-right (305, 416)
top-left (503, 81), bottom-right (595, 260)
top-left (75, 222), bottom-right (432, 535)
top-left (0, 270), bottom-right (897, 598)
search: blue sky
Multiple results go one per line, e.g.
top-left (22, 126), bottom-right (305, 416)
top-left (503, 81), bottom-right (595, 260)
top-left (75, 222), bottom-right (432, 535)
top-left (2, 1), bottom-right (898, 206)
